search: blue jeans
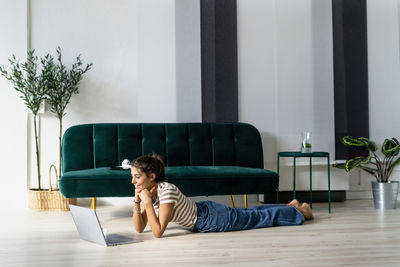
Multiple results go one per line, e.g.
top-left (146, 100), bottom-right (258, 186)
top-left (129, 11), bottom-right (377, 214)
top-left (192, 201), bottom-right (305, 232)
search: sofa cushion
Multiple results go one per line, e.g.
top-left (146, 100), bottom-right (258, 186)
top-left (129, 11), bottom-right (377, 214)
top-left (62, 123), bottom-right (264, 173)
top-left (59, 168), bottom-right (133, 198)
top-left (59, 166), bottom-right (278, 198)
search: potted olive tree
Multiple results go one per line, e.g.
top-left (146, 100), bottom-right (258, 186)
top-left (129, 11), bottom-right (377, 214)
top-left (333, 136), bottom-right (400, 209)
top-left (0, 48), bottom-right (92, 210)
top-left (0, 50), bottom-right (48, 191)
top-left (42, 47), bottom-right (93, 175)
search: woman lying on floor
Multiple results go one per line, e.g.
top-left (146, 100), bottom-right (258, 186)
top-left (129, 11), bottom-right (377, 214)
top-left (131, 154), bottom-right (313, 238)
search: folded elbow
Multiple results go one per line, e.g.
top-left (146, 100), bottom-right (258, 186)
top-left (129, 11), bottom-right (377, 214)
top-left (153, 231), bottom-right (164, 238)
top-left (134, 225), bottom-right (145, 234)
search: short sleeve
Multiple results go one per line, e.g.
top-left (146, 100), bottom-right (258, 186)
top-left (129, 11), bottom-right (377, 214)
top-left (158, 184), bottom-right (179, 205)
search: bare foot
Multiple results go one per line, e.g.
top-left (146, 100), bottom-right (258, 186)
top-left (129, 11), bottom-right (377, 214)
top-left (296, 203), bottom-right (314, 220)
top-left (287, 199), bottom-right (300, 208)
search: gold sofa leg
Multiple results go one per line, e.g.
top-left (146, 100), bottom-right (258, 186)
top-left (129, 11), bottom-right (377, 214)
top-left (230, 195), bottom-right (236, 208)
top-left (244, 194), bottom-right (248, 209)
top-left (90, 197), bottom-right (97, 209)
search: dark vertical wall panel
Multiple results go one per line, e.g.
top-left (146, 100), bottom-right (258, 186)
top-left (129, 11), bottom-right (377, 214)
top-left (201, 0), bottom-right (238, 122)
top-left (332, 0), bottom-right (369, 159)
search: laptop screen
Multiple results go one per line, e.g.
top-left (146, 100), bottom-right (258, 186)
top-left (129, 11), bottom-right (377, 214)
top-left (69, 204), bottom-right (107, 246)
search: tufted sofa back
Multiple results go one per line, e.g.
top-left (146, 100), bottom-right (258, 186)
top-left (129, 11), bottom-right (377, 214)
top-left (62, 122), bottom-right (264, 173)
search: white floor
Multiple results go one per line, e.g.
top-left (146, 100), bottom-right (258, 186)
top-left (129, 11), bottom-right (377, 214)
top-left (1, 200), bottom-right (400, 267)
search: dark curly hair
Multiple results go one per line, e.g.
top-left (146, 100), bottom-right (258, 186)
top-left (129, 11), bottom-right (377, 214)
top-left (132, 153), bottom-right (166, 183)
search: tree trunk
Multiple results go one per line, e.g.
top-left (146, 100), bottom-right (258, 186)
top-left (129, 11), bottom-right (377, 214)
top-left (33, 114), bottom-right (41, 190)
top-left (59, 116), bottom-right (62, 178)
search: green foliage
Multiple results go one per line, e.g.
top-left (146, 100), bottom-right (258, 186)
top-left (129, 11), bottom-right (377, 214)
top-left (358, 137), bottom-right (378, 152)
top-left (42, 47), bottom-right (93, 120)
top-left (0, 49), bottom-right (48, 189)
top-left (333, 136), bottom-right (400, 183)
top-left (0, 48), bottom-right (92, 188)
top-left (42, 47), bottom-right (92, 175)
top-left (333, 163), bottom-right (346, 169)
top-left (382, 139), bottom-right (400, 158)
top-left (344, 156), bottom-right (370, 172)
top-left (0, 50), bottom-right (48, 115)
top-left (341, 136), bottom-right (367, 147)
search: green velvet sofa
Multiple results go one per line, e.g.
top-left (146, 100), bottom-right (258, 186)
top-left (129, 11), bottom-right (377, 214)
top-left (59, 122), bottom-right (279, 199)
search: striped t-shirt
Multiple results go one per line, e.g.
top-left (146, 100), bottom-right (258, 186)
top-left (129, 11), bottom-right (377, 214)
top-left (153, 182), bottom-right (197, 229)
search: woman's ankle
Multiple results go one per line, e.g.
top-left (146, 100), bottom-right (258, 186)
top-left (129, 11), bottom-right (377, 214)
top-left (296, 204), bottom-right (313, 220)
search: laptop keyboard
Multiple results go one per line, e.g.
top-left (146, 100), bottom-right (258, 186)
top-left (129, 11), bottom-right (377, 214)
top-left (105, 233), bottom-right (134, 245)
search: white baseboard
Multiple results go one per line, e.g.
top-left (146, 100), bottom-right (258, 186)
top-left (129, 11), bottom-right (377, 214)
top-left (346, 190), bottom-right (373, 199)
top-left (346, 190), bottom-right (400, 200)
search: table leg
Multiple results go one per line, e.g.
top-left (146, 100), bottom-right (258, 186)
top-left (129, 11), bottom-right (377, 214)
top-left (293, 156), bottom-right (296, 199)
top-left (309, 157), bottom-right (312, 208)
top-left (277, 155), bottom-right (280, 203)
top-left (328, 156), bottom-right (331, 213)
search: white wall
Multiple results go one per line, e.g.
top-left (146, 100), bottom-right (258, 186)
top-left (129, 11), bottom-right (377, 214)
top-left (238, 0), bottom-right (344, 191)
top-left (136, 0), bottom-right (177, 123)
top-left (28, 0), bottom-right (176, 191)
top-left (237, 0), bottom-right (278, 165)
top-left (368, 0), bottom-right (400, 144)
top-left (175, 0), bottom-right (202, 122)
top-left (238, 0), bottom-right (400, 195)
top-left (348, 0), bottom-right (400, 198)
top-left (0, 0), bottom-right (28, 210)
top-left (0, 0), bottom-right (178, 208)
top-left (2, 0), bottom-right (400, 209)
top-left (30, 0), bottom-right (176, 125)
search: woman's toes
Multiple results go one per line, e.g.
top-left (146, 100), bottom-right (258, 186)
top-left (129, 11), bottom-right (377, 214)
top-left (300, 203), bottom-right (314, 220)
top-left (288, 199), bottom-right (300, 208)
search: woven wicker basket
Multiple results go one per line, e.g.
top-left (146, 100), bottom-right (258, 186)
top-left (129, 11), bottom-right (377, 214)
top-left (28, 165), bottom-right (77, 211)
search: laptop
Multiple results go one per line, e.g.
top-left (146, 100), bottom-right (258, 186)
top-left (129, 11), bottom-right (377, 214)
top-left (69, 204), bottom-right (141, 246)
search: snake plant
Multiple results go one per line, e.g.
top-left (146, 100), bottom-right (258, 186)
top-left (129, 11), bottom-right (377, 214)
top-left (333, 136), bottom-right (400, 183)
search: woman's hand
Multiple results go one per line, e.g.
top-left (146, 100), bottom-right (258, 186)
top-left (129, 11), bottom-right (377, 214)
top-left (135, 188), bottom-right (142, 203)
top-left (139, 189), bottom-right (152, 204)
